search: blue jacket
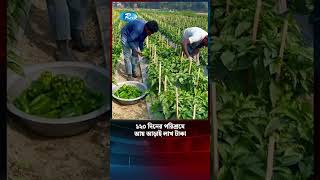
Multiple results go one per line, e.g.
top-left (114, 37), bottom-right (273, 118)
top-left (121, 19), bottom-right (147, 51)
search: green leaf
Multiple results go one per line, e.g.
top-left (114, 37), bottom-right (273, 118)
top-left (235, 21), bottom-right (251, 37)
top-left (7, 61), bottom-right (25, 76)
top-left (281, 152), bottom-right (303, 166)
top-left (247, 164), bottom-right (265, 178)
top-left (221, 50), bottom-right (235, 71)
top-left (264, 117), bottom-right (285, 137)
top-left (299, 70), bottom-right (307, 80)
top-left (153, 111), bottom-right (165, 119)
top-left (301, 81), bottom-right (309, 91)
top-left (299, 161), bottom-right (313, 177)
top-left (263, 48), bottom-right (273, 67)
top-left (219, 143), bottom-right (230, 161)
top-left (283, 108), bottom-right (300, 121)
top-left (233, 144), bottom-right (250, 159)
top-left (225, 135), bottom-right (240, 145)
top-left (269, 59), bottom-right (281, 75)
top-left (269, 79), bottom-right (282, 107)
top-left (212, 43), bottom-right (223, 52)
top-left (247, 123), bottom-right (263, 144)
top-left (273, 171), bottom-right (293, 180)
top-left (219, 166), bottom-right (233, 180)
top-left (273, 166), bottom-right (292, 174)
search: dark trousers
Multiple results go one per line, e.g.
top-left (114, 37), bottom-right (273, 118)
top-left (46, 0), bottom-right (88, 40)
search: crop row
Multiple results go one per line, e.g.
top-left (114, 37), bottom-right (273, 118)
top-left (143, 33), bottom-right (208, 120)
top-left (138, 11), bottom-right (208, 66)
top-left (112, 10), bottom-right (124, 82)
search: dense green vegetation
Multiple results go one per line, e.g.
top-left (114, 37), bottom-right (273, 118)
top-left (7, 0), bottom-right (28, 76)
top-left (212, 0), bottom-right (314, 179)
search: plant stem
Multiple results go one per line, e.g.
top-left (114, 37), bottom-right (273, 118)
top-left (180, 51), bottom-right (184, 62)
top-left (158, 62), bottom-right (162, 94)
top-left (266, 9), bottom-right (288, 180)
top-left (252, 0), bottom-right (262, 44)
top-left (226, 0), bottom-right (231, 15)
top-left (176, 87), bottom-right (179, 119)
top-left (197, 54), bottom-right (200, 66)
top-left (146, 36), bottom-right (149, 48)
top-left (196, 67), bottom-right (201, 87)
top-left (265, 135), bottom-right (275, 180)
top-left (277, 13), bottom-right (289, 81)
top-left (193, 104), bottom-right (197, 119)
top-left (188, 59), bottom-right (192, 74)
top-left (164, 75), bottom-right (167, 91)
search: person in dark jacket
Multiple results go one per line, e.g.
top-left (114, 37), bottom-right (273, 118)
top-left (46, 0), bottom-right (92, 61)
top-left (121, 20), bottom-right (158, 80)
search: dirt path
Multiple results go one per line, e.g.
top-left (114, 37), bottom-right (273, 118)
top-left (8, 1), bottom-right (109, 180)
top-left (111, 59), bottom-right (149, 120)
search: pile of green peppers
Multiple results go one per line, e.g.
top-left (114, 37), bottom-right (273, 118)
top-left (14, 71), bottom-right (104, 118)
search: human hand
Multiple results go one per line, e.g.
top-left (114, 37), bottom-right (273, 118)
top-left (133, 49), bottom-right (143, 57)
top-left (190, 48), bottom-right (200, 57)
top-left (137, 51), bottom-right (143, 56)
top-left (138, 55), bottom-right (143, 62)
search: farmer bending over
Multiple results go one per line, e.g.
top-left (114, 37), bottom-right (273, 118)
top-left (121, 20), bottom-right (159, 80)
top-left (181, 27), bottom-right (208, 63)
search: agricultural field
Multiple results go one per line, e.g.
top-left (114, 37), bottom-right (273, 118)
top-left (112, 9), bottom-right (209, 120)
top-left (213, 0), bottom-right (314, 179)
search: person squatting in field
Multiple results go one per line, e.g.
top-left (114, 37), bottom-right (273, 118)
top-left (121, 20), bottom-right (159, 81)
top-left (181, 27), bottom-right (208, 64)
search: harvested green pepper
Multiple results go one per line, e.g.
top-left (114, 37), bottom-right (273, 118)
top-left (29, 94), bottom-right (53, 115)
top-left (114, 85), bottom-right (143, 99)
top-left (14, 91), bottom-right (30, 113)
top-left (14, 72), bottom-right (105, 119)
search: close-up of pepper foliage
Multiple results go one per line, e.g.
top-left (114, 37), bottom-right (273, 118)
top-left (14, 72), bottom-right (105, 118)
top-left (7, 0), bottom-right (28, 76)
top-left (211, 0), bottom-right (314, 179)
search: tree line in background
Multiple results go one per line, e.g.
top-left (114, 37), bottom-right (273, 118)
top-left (113, 2), bottom-right (208, 13)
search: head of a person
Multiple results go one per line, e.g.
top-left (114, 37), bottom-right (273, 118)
top-left (202, 35), bottom-right (208, 47)
top-left (145, 20), bottom-right (159, 36)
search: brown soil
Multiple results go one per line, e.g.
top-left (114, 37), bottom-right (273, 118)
top-left (7, 120), bottom-right (109, 180)
top-left (8, 0), bottom-right (109, 180)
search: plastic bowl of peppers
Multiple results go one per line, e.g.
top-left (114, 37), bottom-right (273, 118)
top-left (7, 62), bottom-right (110, 137)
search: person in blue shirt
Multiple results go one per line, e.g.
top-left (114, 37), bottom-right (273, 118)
top-left (121, 20), bottom-right (159, 80)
